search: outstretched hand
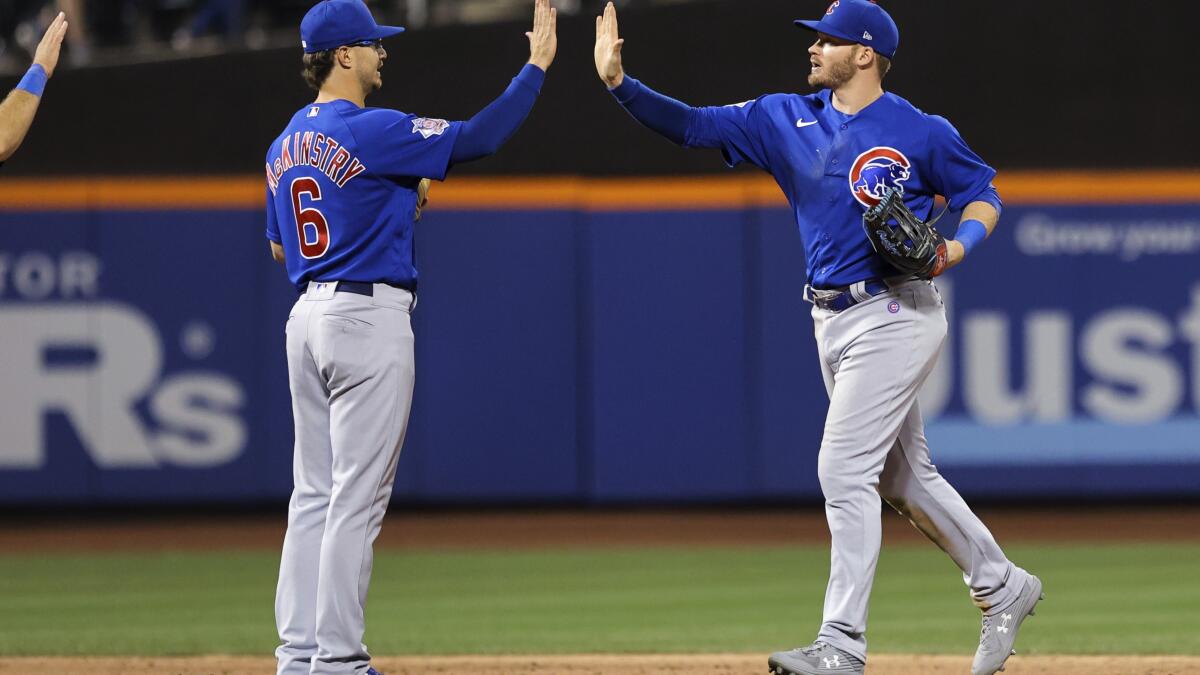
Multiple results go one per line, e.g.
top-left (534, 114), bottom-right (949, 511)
top-left (526, 0), bottom-right (558, 71)
top-left (34, 11), bottom-right (69, 77)
top-left (594, 1), bottom-right (625, 88)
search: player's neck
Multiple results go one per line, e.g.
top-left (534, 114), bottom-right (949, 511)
top-left (315, 80), bottom-right (368, 108)
top-left (829, 79), bottom-right (884, 115)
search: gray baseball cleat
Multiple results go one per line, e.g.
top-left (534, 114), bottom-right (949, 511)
top-left (768, 641), bottom-right (865, 675)
top-left (972, 574), bottom-right (1044, 675)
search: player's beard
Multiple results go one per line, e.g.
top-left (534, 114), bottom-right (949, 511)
top-left (360, 68), bottom-right (382, 93)
top-left (358, 54), bottom-right (383, 93)
top-left (808, 52), bottom-right (856, 89)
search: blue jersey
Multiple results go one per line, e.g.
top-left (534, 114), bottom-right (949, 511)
top-left (265, 100), bottom-right (463, 292)
top-left (685, 89), bottom-right (995, 288)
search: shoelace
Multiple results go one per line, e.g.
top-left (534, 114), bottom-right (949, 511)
top-left (792, 638), bottom-right (830, 653)
top-left (800, 641), bottom-right (829, 656)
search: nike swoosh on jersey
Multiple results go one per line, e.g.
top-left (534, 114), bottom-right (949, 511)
top-left (796, 119), bottom-right (819, 128)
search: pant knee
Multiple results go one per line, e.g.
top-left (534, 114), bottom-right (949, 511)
top-left (818, 456), bottom-right (874, 504)
top-left (816, 454), bottom-right (844, 491)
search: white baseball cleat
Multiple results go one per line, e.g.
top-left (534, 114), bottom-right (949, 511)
top-left (972, 575), bottom-right (1044, 675)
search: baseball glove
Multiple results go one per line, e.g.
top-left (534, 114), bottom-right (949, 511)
top-left (862, 187), bottom-right (948, 278)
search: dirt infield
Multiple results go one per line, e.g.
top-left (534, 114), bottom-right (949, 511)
top-left (4, 654), bottom-right (1199, 675)
top-left (3, 504), bottom-right (1198, 552)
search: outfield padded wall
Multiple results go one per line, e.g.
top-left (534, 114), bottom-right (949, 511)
top-left (1, 174), bottom-right (1198, 504)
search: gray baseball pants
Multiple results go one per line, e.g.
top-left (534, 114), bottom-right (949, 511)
top-left (811, 279), bottom-right (1031, 661)
top-left (275, 282), bottom-right (417, 675)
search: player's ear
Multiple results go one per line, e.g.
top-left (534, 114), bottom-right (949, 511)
top-left (860, 46), bottom-right (877, 69)
top-left (335, 45), bottom-right (354, 69)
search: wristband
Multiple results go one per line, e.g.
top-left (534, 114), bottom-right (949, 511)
top-left (17, 64), bottom-right (47, 97)
top-left (955, 218), bottom-right (988, 257)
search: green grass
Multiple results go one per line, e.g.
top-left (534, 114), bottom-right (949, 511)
top-left (0, 543), bottom-right (1196, 656)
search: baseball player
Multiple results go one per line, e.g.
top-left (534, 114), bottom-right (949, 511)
top-left (593, 2), bottom-right (1041, 674)
top-left (0, 12), bottom-right (67, 164)
top-left (265, 1), bottom-right (556, 674)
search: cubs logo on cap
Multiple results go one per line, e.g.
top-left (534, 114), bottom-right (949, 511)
top-left (849, 147), bottom-right (911, 208)
top-left (301, 0), bottom-right (405, 53)
top-left (796, 0), bottom-right (899, 60)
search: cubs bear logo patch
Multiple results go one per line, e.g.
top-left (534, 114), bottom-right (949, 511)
top-left (849, 146), bottom-right (912, 209)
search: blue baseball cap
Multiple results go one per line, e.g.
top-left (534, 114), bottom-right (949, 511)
top-left (795, 0), bottom-right (899, 60)
top-left (301, 0), bottom-right (405, 53)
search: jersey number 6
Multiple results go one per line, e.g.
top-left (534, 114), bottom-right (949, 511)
top-left (291, 177), bottom-right (330, 259)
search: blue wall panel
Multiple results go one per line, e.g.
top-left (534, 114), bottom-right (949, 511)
top-left (748, 207), bottom-right (827, 497)
top-left (2, 200), bottom-right (1198, 504)
top-left (0, 209), bottom-right (298, 503)
top-left (585, 211), bottom-right (752, 500)
top-left (406, 210), bottom-right (581, 500)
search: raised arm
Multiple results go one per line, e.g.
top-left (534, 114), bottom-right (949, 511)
top-left (450, 0), bottom-right (556, 163)
top-left (0, 12), bottom-right (68, 162)
top-left (594, 1), bottom-right (626, 90)
top-left (593, 2), bottom-right (699, 147)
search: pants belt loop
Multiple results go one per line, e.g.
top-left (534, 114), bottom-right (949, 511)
top-left (849, 281), bottom-right (868, 303)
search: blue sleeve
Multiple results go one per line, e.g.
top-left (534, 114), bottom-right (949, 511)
top-left (451, 64), bottom-right (545, 163)
top-left (972, 184), bottom-right (1003, 216)
top-left (686, 96), bottom-right (773, 171)
top-left (265, 187), bottom-right (281, 243)
top-left (610, 76), bottom-right (772, 171)
top-left (609, 76), bottom-right (693, 146)
top-left (926, 115), bottom-right (997, 210)
top-left (348, 108), bottom-right (463, 181)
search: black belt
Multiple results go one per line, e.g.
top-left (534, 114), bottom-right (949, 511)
top-left (304, 281), bottom-right (415, 297)
top-left (803, 278), bottom-right (893, 313)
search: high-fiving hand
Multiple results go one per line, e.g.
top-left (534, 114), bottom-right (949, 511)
top-left (594, 1), bottom-right (625, 88)
top-left (526, 0), bottom-right (558, 71)
top-left (34, 12), bottom-right (69, 77)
